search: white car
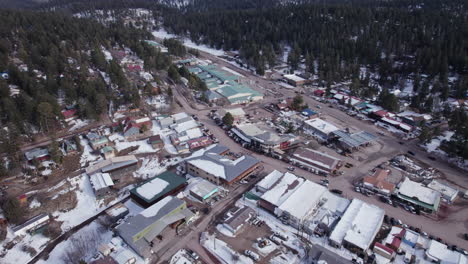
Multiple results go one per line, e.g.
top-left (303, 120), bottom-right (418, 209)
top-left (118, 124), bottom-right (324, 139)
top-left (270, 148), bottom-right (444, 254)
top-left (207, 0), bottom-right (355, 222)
top-left (244, 250), bottom-right (260, 261)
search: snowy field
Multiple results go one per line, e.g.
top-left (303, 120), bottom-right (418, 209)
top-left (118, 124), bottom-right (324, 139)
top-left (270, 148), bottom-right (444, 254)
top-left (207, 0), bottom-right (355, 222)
top-left (152, 29), bottom-right (225, 56)
top-left (201, 232), bottom-right (254, 264)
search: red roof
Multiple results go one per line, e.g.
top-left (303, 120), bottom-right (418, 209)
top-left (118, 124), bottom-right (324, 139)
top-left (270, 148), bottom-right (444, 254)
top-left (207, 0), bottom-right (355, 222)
top-left (127, 64), bottom-right (142, 72)
top-left (188, 137), bottom-right (213, 150)
top-left (375, 242), bottom-right (395, 255)
top-left (314, 89), bottom-right (325, 96)
top-left (373, 110), bottom-right (389, 118)
top-left (62, 109), bottom-right (77, 119)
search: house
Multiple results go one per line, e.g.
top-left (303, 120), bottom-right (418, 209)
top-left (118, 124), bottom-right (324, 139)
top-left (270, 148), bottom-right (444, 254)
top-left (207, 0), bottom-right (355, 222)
top-left (231, 123), bottom-right (296, 153)
top-left (116, 196), bottom-right (194, 258)
top-left (189, 180), bottom-right (218, 202)
top-left (148, 135), bottom-right (163, 150)
top-left (427, 180), bottom-right (459, 203)
top-left (101, 146), bottom-right (116, 159)
top-left (175, 143), bottom-right (190, 154)
top-left (363, 169), bottom-right (395, 195)
top-left (396, 177), bottom-right (441, 213)
top-left (85, 155), bottom-right (139, 180)
top-left (170, 127), bottom-right (203, 146)
top-left (218, 108), bottom-right (246, 121)
top-left (373, 243), bottom-right (395, 260)
top-left (185, 144), bottom-right (261, 185)
top-left (90, 136), bottom-right (110, 151)
top-left (425, 239), bottom-right (467, 263)
top-left (329, 199), bottom-right (385, 254)
top-left (24, 148), bottom-right (49, 163)
top-left (188, 137), bottom-right (213, 151)
top-left (288, 147), bottom-right (341, 176)
top-left (313, 89), bottom-right (325, 97)
top-left (12, 213), bottom-right (50, 236)
top-left (303, 118), bottom-right (339, 141)
top-left (61, 139), bottom-right (78, 155)
top-left (384, 226), bottom-right (404, 252)
top-left (123, 117), bottom-right (152, 139)
top-left (105, 203), bottom-right (129, 222)
top-left (62, 109), bottom-right (78, 122)
top-left (283, 74), bottom-right (307, 87)
top-left (223, 206), bottom-right (255, 235)
top-left (130, 171), bottom-right (187, 208)
top-left (89, 173), bottom-right (114, 198)
top-left (255, 170), bottom-right (284, 194)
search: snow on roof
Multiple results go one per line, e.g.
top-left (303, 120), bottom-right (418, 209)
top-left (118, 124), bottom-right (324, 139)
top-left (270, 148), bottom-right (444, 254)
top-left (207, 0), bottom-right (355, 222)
top-left (173, 119), bottom-right (199, 134)
top-left (278, 181), bottom-right (327, 220)
top-left (136, 178), bottom-right (169, 201)
top-left (284, 74), bottom-right (306, 82)
top-left (304, 118), bottom-right (339, 135)
top-left (219, 107), bottom-right (246, 117)
top-left (398, 178), bottom-right (440, 205)
top-left (260, 172), bottom-right (305, 207)
top-left (427, 180), bottom-right (459, 201)
top-left (140, 196), bottom-right (173, 218)
top-left (256, 170), bottom-right (284, 191)
top-left (426, 240), bottom-right (466, 263)
top-left (188, 159), bottom-right (226, 179)
top-left (384, 226), bottom-right (404, 245)
top-left (329, 199), bottom-right (384, 250)
top-left (172, 112), bottom-right (189, 121)
top-left (89, 173), bottom-right (114, 191)
top-left (185, 127), bottom-right (203, 139)
top-left (135, 117), bottom-right (150, 123)
top-left (291, 148), bottom-right (340, 170)
top-left (320, 191), bottom-right (351, 215)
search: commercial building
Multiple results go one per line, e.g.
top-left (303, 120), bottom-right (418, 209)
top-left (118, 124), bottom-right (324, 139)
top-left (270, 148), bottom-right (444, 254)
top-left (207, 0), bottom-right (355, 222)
top-left (255, 170), bottom-right (284, 194)
top-left (130, 171), bottom-right (187, 208)
top-left (330, 130), bottom-right (378, 152)
top-left (427, 180), bottom-right (459, 203)
top-left (396, 177), bottom-right (441, 213)
top-left (185, 144), bottom-right (261, 185)
top-left (303, 118), bottom-right (339, 141)
top-left (85, 155), bottom-right (139, 180)
top-left (89, 173), bottom-right (114, 198)
top-left (231, 123), bottom-right (296, 153)
top-left (223, 206), bottom-right (256, 235)
top-left (258, 172), bottom-right (305, 214)
top-left (116, 196), bottom-right (194, 258)
top-left (363, 169), bottom-right (395, 195)
top-left (283, 74), bottom-right (307, 87)
top-left (122, 117), bottom-right (152, 139)
top-left (148, 135), bottom-right (164, 149)
top-left (218, 108), bottom-right (246, 121)
top-left (329, 199), bottom-right (385, 254)
top-left (189, 180), bottom-right (219, 202)
top-left (288, 147), bottom-right (341, 176)
top-left (425, 240), bottom-right (467, 263)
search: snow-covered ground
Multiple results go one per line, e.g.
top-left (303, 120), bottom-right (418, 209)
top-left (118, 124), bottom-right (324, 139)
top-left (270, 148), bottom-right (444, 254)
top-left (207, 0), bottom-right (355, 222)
top-left (216, 224), bottom-right (236, 237)
top-left (170, 249), bottom-right (194, 264)
top-left (424, 131), bottom-right (454, 153)
top-left (152, 29), bottom-right (225, 56)
top-left (134, 156), bottom-right (182, 180)
top-left (68, 119), bottom-right (90, 131)
top-left (79, 136), bottom-right (102, 167)
top-left (152, 120), bottom-right (178, 154)
top-left (1, 230), bottom-right (50, 264)
top-left (36, 221), bottom-right (112, 264)
top-left (114, 139), bottom-right (155, 154)
top-left (201, 232), bottom-right (253, 264)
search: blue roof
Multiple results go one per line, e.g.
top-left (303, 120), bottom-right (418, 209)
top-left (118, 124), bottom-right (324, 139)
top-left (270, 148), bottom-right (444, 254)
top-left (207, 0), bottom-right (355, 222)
top-left (301, 108), bottom-right (317, 116)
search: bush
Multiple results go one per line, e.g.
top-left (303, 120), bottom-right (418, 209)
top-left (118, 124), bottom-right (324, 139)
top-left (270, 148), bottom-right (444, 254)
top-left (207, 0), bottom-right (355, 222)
top-left (1, 197), bottom-right (26, 224)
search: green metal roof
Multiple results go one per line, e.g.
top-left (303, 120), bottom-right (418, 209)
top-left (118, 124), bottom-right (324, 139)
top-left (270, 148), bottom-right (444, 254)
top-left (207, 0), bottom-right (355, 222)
top-left (101, 146), bottom-right (114, 153)
top-left (197, 65), bottom-right (238, 83)
top-left (130, 171), bottom-right (187, 204)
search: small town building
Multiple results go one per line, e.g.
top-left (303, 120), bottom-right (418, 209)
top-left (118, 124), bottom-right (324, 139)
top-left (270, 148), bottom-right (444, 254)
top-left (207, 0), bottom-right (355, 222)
top-left (330, 130), bottom-right (378, 152)
top-left (185, 144), bottom-right (260, 185)
top-left (384, 226), bottom-right (404, 252)
top-left (258, 172), bottom-right (305, 214)
top-left (231, 123), bottom-right (296, 153)
top-left (24, 148), bottom-right (49, 163)
top-left (425, 239), bottom-right (467, 263)
top-left (130, 171), bottom-right (187, 208)
top-left (89, 173), bottom-right (114, 198)
top-left (427, 180), bottom-right (459, 203)
top-left (329, 199), bottom-right (385, 254)
top-left (85, 155), bottom-right (139, 180)
top-left (123, 117), bottom-right (152, 139)
top-left (373, 243), bottom-right (395, 260)
top-left (12, 213), bottom-right (50, 236)
top-left (310, 245), bottom-right (353, 264)
top-left (283, 74), bottom-right (307, 87)
top-left (90, 136), bottom-right (110, 151)
top-left (255, 170), bottom-right (284, 194)
top-left (62, 109), bottom-right (78, 122)
top-left (105, 203), bottom-right (129, 222)
top-left (363, 169), bottom-right (395, 195)
top-left (148, 135), bottom-right (164, 149)
top-left (303, 118), bottom-right (339, 141)
top-left (396, 177), bottom-right (441, 213)
top-left (288, 147), bottom-right (341, 176)
top-left (218, 108), bottom-right (246, 121)
top-left (223, 206), bottom-right (255, 235)
top-left (100, 146), bottom-right (116, 159)
top-left (301, 108), bottom-right (318, 119)
top-left (189, 180), bottom-right (218, 202)
top-left (116, 196), bottom-right (194, 258)
top-left (188, 136), bottom-right (213, 151)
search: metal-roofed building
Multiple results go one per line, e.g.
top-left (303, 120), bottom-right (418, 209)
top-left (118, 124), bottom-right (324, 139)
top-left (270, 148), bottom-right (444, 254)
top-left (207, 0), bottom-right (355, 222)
top-left (288, 147), bottom-right (341, 176)
top-left (303, 118), bottom-right (339, 141)
top-left (396, 177), bottom-right (441, 213)
top-left (130, 171), bottom-right (187, 207)
top-left (189, 180), bottom-right (218, 202)
top-left (185, 144), bottom-right (260, 185)
top-left (232, 124), bottom-right (296, 153)
top-left (116, 196), bottom-right (193, 258)
top-left (24, 148), bottom-right (49, 162)
top-left (89, 173), bottom-right (114, 198)
top-left (85, 155), bottom-right (139, 180)
top-left (331, 130), bottom-right (377, 152)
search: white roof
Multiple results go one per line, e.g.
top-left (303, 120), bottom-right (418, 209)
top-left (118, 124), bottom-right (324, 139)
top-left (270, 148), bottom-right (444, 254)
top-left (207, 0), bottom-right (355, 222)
top-left (185, 127), bottom-right (203, 139)
top-left (135, 117), bottom-right (150, 123)
top-left (90, 173), bottom-right (114, 191)
top-left (278, 181), bottom-right (327, 220)
top-left (172, 112), bottom-right (189, 121)
top-left (136, 177), bottom-right (169, 200)
top-left (256, 170), bottom-right (283, 191)
top-left (260, 172), bottom-right (304, 207)
top-left (284, 74), bottom-right (306, 82)
top-left (398, 178), bottom-right (440, 205)
top-left (173, 120), bottom-right (199, 134)
top-left (304, 118), bottom-right (339, 135)
top-left (426, 240), bottom-right (466, 264)
top-left (188, 159), bottom-right (226, 179)
top-left (220, 108), bottom-right (246, 117)
top-left (427, 180), bottom-right (459, 201)
top-left (329, 199), bottom-right (384, 250)
top-left (140, 196), bottom-right (173, 218)
top-left (384, 226), bottom-right (403, 245)
top-left (320, 191), bottom-right (351, 215)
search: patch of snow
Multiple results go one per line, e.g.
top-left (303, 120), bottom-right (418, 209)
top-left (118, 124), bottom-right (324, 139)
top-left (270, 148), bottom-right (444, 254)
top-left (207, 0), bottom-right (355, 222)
top-left (200, 232), bottom-right (253, 264)
top-left (68, 119), bottom-right (90, 131)
top-left (152, 29), bottom-right (225, 56)
top-left (29, 198), bottom-right (41, 209)
top-left (424, 131), bottom-right (454, 153)
top-left (114, 139), bottom-right (155, 154)
top-left (216, 224), bottom-right (236, 237)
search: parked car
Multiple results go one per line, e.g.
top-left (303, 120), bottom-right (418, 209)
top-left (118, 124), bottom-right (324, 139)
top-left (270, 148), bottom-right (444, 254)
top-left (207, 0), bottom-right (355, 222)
top-left (407, 150), bottom-right (416, 156)
top-left (244, 250), bottom-right (260, 261)
top-left (330, 189), bottom-right (343, 195)
top-left (269, 235), bottom-right (282, 245)
top-left (287, 167), bottom-right (295, 171)
top-left (428, 156), bottom-right (436, 161)
top-left (186, 249), bottom-right (199, 260)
